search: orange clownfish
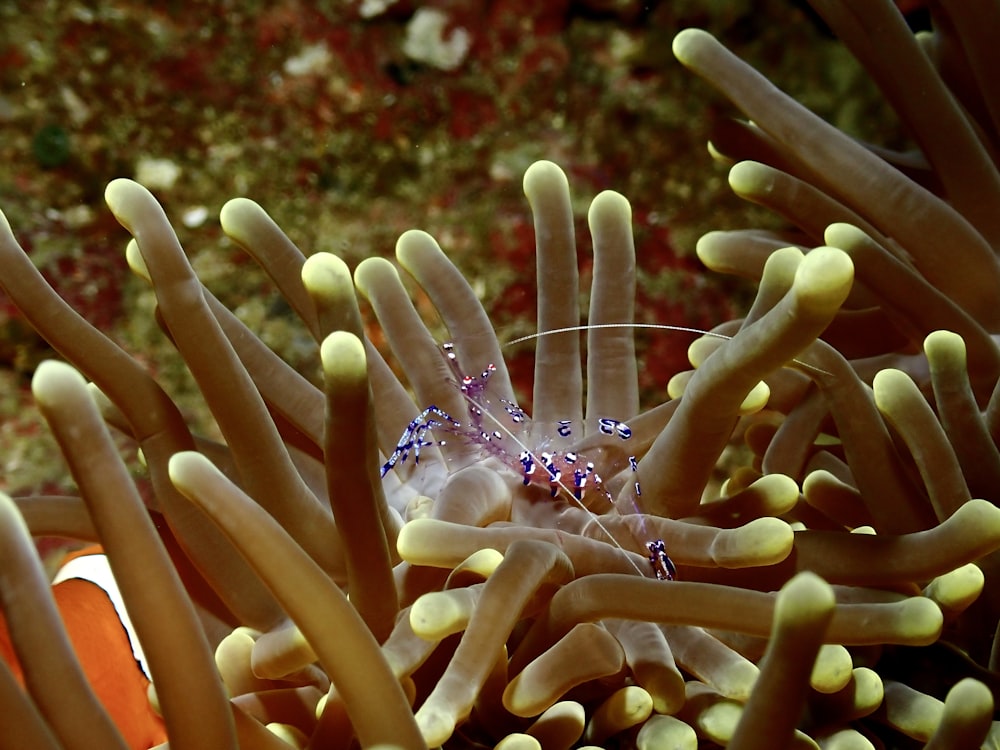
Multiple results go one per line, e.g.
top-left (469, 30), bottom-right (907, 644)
top-left (0, 545), bottom-right (168, 750)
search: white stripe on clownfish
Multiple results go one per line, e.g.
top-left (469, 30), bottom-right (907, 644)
top-left (53, 552), bottom-right (151, 679)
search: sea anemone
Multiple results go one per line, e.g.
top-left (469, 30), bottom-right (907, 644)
top-left (676, 0), bottom-right (1000, 634)
top-left (670, 0), bottom-right (1000, 742)
top-left (2, 1), bottom-right (1000, 748)
top-left (0, 151), bottom-right (992, 748)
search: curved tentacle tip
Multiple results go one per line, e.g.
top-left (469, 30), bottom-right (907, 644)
top-left (694, 230), bottom-right (722, 267)
top-left (936, 677), bottom-right (994, 742)
top-left (923, 329), bottom-right (966, 360)
top-left (637, 714), bottom-right (698, 748)
top-left (218, 196), bottom-right (263, 235)
top-left (522, 160), bottom-right (569, 204)
top-left (712, 516), bottom-right (794, 568)
top-left (765, 244), bottom-right (806, 275)
top-left (775, 571), bottom-right (835, 626)
top-left (873, 366), bottom-right (951, 433)
top-left (125, 239), bottom-right (151, 282)
top-left (353, 255), bottom-right (400, 300)
top-left (737, 381), bottom-right (770, 415)
top-left (811, 644), bottom-right (853, 694)
top-left (30, 359), bottom-right (88, 410)
top-left (320, 331), bottom-right (368, 387)
top-left (727, 160), bottom-right (775, 197)
top-left (824, 221), bottom-right (870, 249)
top-left (871, 367), bottom-right (913, 401)
top-left (667, 370), bottom-right (693, 399)
top-left (924, 564), bottom-right (984, 615)
top-left (585, 685), bottom-right (653, 743)
top-left (706, 139), bottom-right (732, 166)
top-left (893, 597), bottom-right (944, 646)
top-left (416, 708), bottom-right (455, 748)
top-left (409, 590), bottom-right (471, 641)
top-left (167, 449), bottom-right (218, 499)
top-left (793, 246), bottom-right (854, 311)
top-left (301, 252), bottom-right (353, 300)
top-left (588, 190), bottom-right (632, 227)
top-left (104, 177), bottom-right (155, 219)
top-left (671, 27), bottom-right (716, 66)
top-left (448, 548), bottom-right (505, 584)
top-left (395, 228), bottom-right (443, 269)
top-left (395, 518), bottom-right (439, 564)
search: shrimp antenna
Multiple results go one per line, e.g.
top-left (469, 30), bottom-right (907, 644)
top-left (503, 322), bottom-right (833, 377)
top-left (503, 322), bottom-right (731, 346)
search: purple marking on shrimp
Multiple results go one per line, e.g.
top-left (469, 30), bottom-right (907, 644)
top-left (647, 539), bottom-right (677, 581)
top-left (598, 417), bottom-right (632, 440)
top-left (629, 455), bottom-right (641, 496)
top-left (379, 405), bottom-right (460, 477)
top-left (624, 454), bottom-right (676, 578)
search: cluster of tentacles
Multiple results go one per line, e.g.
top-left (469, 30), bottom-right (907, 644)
top-left (2, 0), bottom-right (1000, 748)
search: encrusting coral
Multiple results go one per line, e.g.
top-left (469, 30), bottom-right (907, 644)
top-left (1, 0), bottom-right (1000, 748)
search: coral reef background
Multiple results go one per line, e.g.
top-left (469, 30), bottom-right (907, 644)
top-left (0, 0), bottom-right (904, 495)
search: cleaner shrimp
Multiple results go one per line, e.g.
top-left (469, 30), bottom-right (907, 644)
top-left (379, 329), bottom-right (702, 582)
top-left (378, 319), bottom-right (833, 582)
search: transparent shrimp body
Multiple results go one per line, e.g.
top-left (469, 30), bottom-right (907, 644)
top-left (380, 341), bottom-right (676, 580)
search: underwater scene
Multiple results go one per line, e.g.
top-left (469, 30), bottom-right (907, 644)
top-left (1, 1), bottom-right (997, 748)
